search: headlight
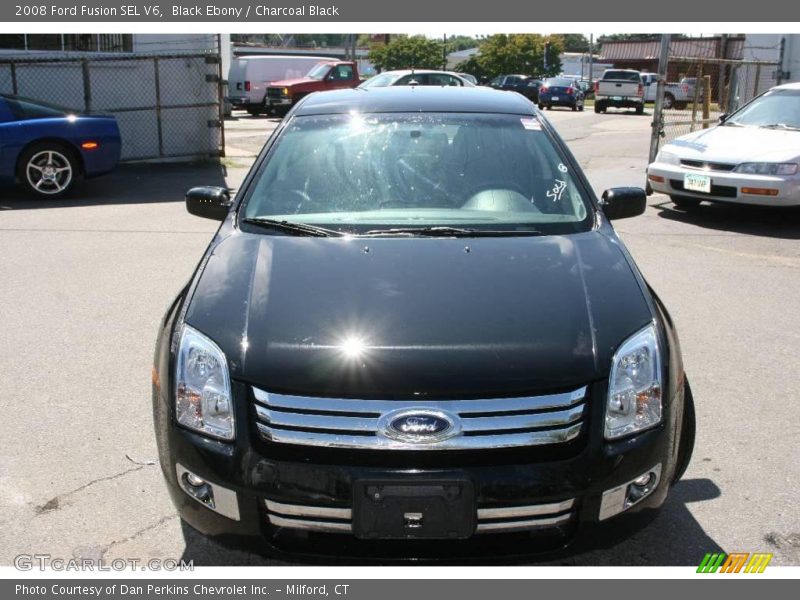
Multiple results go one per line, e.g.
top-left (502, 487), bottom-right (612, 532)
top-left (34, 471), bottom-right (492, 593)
top-left (281, 87), bottom-right (290, 96)
top-left (605, 324), bottom-right (662, 440)
top-left (175, 325), bottom-right (235, 440)
top-left (734, 162), bottom-right (798, 175)
top-left (655, 149), bottom-right (680, 165)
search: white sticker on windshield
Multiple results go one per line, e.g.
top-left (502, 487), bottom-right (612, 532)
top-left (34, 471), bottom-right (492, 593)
top-left (558, 163), bottom-right (568, 173)
top-left (520, 117), bottom-right (541, 131)
top-left (547, 179), bottom-right (568, 202)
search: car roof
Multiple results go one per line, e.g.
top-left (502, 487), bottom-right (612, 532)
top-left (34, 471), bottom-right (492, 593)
top-left (772, 81), bottom-right (800, 91)
top-left (294, 86), bottom-right (536, 116)
top-left (375, 69), bottom-right (467, 79)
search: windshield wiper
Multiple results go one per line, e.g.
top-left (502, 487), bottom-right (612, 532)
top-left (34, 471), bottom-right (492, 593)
top-left (760, 123), bottom-right (800, 131)
top-left (242, 217), bottom-right (344, 237)
top-left (362, 226), bottom-right (543, 238)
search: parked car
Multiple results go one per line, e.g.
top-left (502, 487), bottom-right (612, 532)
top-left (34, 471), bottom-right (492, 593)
top-left (641, 73), bottom-right (693, 110)
top-left (456, 72), bottom-right (478, 85)
top-left (227, 55), bottom-right (333, 116)
top-left (594, 69), bottom-right (645, 114)
top-left (538, 77), bottom-right (585, 111)
top-left (0, 94), bottom-right (120, 198)
top-left (578, 79), bottom-right (594, 100)
top-left (153, 86), bottom-right (695, 561)
top-left (358, 70), bottom-right (474, 89)
top-left (647, 82), bottom-right (800, 208)
top-left (263, 61), bottom-right (362, 116)
top-left (486, 74), bottom-right (543, 102)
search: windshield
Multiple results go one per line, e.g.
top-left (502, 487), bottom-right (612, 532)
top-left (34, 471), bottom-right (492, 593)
top-left (242, 112), bottom-right (593, 235)
top-left (359, 73), bottom-right (401, 88)
top-left (725, 89), bottom-right (800, 129)
top-left (3, 94), bottom-right (74, 119)
top-left (306, 63), bottom-right (333, 80)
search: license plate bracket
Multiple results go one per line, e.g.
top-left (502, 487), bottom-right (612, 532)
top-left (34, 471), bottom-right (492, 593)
top-left (353, 479), bottom-right (475, 540)
top-left (684, 173), bottom-right (711, 193)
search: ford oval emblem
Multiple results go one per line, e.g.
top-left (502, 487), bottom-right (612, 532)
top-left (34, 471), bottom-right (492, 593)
top-left (378, 409), bottom-right (461, 444)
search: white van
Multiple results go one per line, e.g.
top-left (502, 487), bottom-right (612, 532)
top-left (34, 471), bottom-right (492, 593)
top-left (228, 55), bottom-right (332, 115)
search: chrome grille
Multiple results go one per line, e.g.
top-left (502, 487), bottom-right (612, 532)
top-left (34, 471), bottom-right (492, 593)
top-left (264, 498), bottom-right (576, 535)
top-left (252, 386), bottom-right (587, 451)
top-left (680, 159), bottom-right (736, 172)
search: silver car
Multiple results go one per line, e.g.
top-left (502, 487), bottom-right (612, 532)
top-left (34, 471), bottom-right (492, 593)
top-left (647, 82), bottom-right (800, 208)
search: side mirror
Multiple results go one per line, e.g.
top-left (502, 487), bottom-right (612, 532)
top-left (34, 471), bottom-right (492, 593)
top-left (601, 187), bottom-right (647, 220)
top-left (718, 113), bottom-right (728, 123)
top-left (186, 186), bottom-right (231, 221)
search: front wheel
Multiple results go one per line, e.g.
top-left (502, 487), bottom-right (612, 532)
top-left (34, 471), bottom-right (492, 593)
top-left (578, 104), bottom-right (584, 112)
top-left (594, 102), bottom-right (602, 114)
top-left (662, 93), bottom-right (675, 109)
top-left (671, 195), bottom-right (701, 209)
top-left (18, 143), bottom-right (79, 198)
top-left (635, 104), bottom-right (645, 115)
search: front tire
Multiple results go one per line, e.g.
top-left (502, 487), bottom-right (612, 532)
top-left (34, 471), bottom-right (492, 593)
top-left (671, 195), bottom-right (701, 209)
top-left (594, 102), bottom-right (602, 113)
top-left (635, 104), bottom-right (644, 115)
top-left (17, 143), bottom-right (79, 198)
top-left (662, 93), bottom-right (675, 109)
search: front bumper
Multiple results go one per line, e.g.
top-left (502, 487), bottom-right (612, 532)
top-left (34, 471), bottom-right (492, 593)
top-left (154, 380), bottom-right (680, 562)
top-left (647, 161), bottom-right (800, 206)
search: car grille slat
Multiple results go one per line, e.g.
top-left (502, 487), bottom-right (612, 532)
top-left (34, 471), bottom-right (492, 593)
top-left (680, 159), bottom-right (736, 172)
top-left (264, 498), bottom-right (577, 535)
top-left (253, 386), bottom-right (587, 450)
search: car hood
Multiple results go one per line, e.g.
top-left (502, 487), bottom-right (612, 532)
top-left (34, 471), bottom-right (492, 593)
top-left (184, 231), bottom-right (653, 398)
top-left (268, 77), bottom-right (315, 87)
top-left (666, 125), bottom-right (800, 163)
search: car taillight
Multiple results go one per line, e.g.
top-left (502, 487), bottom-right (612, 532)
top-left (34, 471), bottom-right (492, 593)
top-left (681, 84), bottom-right (688, 93)
top-left (594, 81), bottom-right (599, 93)
top-left (637, 84), bottom-right (643, 96)
top-left (567, 88), bottom-right (573, 95)
top-left (540, 86), bottom-right (548, 93)
top-left (244, 81), bottom-right (251, 92)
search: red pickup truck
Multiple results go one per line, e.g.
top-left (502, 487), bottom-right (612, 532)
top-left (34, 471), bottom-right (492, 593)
top-left (265, 61), bottom-right (361, 116)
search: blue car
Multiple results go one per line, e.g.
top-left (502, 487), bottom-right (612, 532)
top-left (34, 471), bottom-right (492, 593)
top-left (0, 94), bottom-right (121, 197)
top-left (537, 77), bottom-right (585, 112)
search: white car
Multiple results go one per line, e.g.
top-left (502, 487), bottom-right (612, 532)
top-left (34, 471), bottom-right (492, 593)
top-left (647, 82), bottom-right (800, 208)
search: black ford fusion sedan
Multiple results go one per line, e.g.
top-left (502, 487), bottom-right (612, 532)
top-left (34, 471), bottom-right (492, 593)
top-left (152, 87), bottom-right (695, 562)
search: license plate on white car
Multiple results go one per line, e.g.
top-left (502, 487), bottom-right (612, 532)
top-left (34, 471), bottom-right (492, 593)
top-left (684, 173), bottom-right (711, 194)
top-left (551, 96), bottom-right (559, 101)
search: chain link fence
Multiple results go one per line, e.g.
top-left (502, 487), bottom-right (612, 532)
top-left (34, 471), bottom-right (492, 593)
top-left (0, 52), bottom-right (224, 161)
top-left (653, 53), bottom-right (780, 148)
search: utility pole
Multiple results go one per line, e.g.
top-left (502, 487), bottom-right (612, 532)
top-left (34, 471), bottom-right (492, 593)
top-left (589, 34), bottom-right (594, 81)
top-left (648, 34), bottom-right (671, 174)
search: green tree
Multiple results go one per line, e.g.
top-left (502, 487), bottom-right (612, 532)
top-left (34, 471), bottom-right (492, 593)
top-left (456, 34), bottom-right (562, 80)
top-left (369, 35), bottom-right (445, 72)
top-left (558, 34), bottom-right (590, 53)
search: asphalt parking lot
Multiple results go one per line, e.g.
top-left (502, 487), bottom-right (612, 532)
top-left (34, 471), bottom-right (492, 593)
top-left (1, 107), bottom-right (798, 567)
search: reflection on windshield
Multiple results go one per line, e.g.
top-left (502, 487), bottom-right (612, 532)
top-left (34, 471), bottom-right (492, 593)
top-left (243, 112), bottom-right (592, 235)
top-left (727, 89), bottom-right (800, 129)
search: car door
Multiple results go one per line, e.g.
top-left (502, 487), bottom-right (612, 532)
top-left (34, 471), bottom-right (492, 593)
top-left (326, 64), bottom-right (356, 90)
